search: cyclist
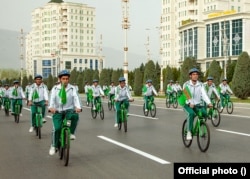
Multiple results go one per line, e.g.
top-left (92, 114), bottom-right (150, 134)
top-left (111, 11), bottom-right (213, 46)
top-left (28, 74), bottom-right (49, 132)
top-left (166, 80), bottom-right (176, 102)
top-left (203, 76), bottom-right (220, 100)
top-left (102, 82), bottom-right (109, 98)
top-left (25, 83), bottom-right (32, 106)
top-left (108, 81), bottom-right (116, 103)
top-left (143, 79), bottom-right (158, 112)
top-left (174, 81), bottom-right (182, 96)
top-left (114, 77), bottom-right (134, 127)
top-left (91, 79), bottom-right (104, 110)
top-left (218, 78), bottom-right (233, 110)
top-left (84, 81), bottom-right (91, 105)
top-left (1, 84), bottom-right (11, 109)
top-left (10, 80), bottom-right (25, 116)
top-left (48, 70), bottom-right (82, 155)
top-left (182, 68), bottom-right (212, 140)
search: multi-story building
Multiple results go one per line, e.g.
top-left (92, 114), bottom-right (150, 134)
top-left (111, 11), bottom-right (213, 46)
top-left (25, 0), bottom-right (104, 78)
top-left (161, 0), bottom-right (250, 72)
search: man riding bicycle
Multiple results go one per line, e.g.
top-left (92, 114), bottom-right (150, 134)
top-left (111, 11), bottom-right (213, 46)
top-left (166, 80), bottom-right (176, 101)
top-left (203, 76), bottom-right (220, 100)
top-left (28, 74), bottom-right (49, 132)
top-left (48, 70), bottom-right (82, 155)
top-left (10, 80), bottom-right (25, 116)
top-left (218, 78), bottom-right (233, 110)
top-left (1, 84), bottom-right (11, 109)
top-left (84, 81), bottom-right (91, 105)
top-left (114, 77), bottom-right (134, 127)
top-left (91, 79), bottom-right (104, 110)
top-left (108, 81), bottom-right (116, 103)
top-left (182, 68), bottom-right (212, 140)
top-left (143, 79), bottom-right (158, 112)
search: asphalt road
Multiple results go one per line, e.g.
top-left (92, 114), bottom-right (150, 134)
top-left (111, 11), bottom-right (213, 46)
top-left (0, 97), bottom-right (249, 179)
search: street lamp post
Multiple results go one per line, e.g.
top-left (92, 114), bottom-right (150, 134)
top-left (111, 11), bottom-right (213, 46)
top-left (156, 26), bottom-right (164, 94)
top-left (19, 28), bottom-right (24, 84)
top-left (121, 0), bottom-right (130, 84)
top-left (222, 22), bottom-right (228, 79)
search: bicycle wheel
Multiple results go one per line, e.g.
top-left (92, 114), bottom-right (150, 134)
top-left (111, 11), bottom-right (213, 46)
top-left (216, 100), bottom-right (224, 113)
top-left (37, 115), bottom-right (42, 139)
top-left (197, 121), bottom-right (210, 152)
top-left (143, 103), bottom-right (149, 116)
top-left (226, 101), bottom-right (233, 114)
top-left (150, 103), bottom-right (156, 118)
top-left (91, 104), bottom-right (97, 119)
top-left (108, 101), bottom-right (112, 111)
top-left (118, 110), bottom-right (122, 130)
top-left (63, 129), bottom-right (70, 166)
top-left (211, 108), bottom-right (221, 127)
top-left (100, 105), bottom-right (104, 120)
top-left (166, 98), bottom-right (170, 108)
top-left (182, 119), bottom-right (192, 147)
top-left (123, 109), bottom-right (128, 132)
top-left (173, 99), bottom-right (178, 108)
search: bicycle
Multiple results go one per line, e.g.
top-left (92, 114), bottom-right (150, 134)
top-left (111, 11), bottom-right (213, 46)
top-left (3, 97), bottom-right (11, 116)
top-left (206, 98), bottom-right (221, 127)
top-left (12, 98), bottom-right (22, 123)
top-left (143, 96), bottom-right (156, 117)
top-left (166, 92), bottom-right (178, 108)
top-left (182, 105), bottom-right (210, 152)
top-left (217, 93), bottom-right (233, 114)
top-left (108, 95), bottom-right (115, 111)
top-left (91, 97), bottom-right (104, 120)
top-left (117, 99), bottom-right (132, 132)
top-left (32, 104), bottom-right (43, 139)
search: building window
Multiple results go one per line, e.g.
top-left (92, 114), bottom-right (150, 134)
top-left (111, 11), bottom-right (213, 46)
top-left (52, 59), bottom-right (56, 66)
top-left (79, 67), bottom-right (82, 72)
top-left (65, 61), bottom-right (71, 70)
top-left (232, 19), bottom-right (242, 56)
top-left (79, 59), bottom-right (82, 63)
top-left (85, 59), bottom-right (88, 64)
top-left (95, 59), bottom-right (98, 70)
top-left (42, 60), bottom-right (51, 66)
top-left (193, 27), bottom-right (198, 59)
top-left (42, 68), bottom-right (51, 78)
top-left (206, 24), bottom-right (211, 58)
top-left (90, 59), bottom-right (93, 69)
top-left (34, 60), bottom-right (37, 76)
top-left (74, 59), bottom-right (77, 63)
top-left (212, 23), bottom-right (219, 57)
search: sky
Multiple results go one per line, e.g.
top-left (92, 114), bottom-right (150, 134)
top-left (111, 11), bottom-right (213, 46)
top-left (0, 0), bottom-right (162, 66)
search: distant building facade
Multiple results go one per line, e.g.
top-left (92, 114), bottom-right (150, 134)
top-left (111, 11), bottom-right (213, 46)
top-left (161, 0), bottom-right (250, 71)
top-left (25, 1), bottom-right (104, 78)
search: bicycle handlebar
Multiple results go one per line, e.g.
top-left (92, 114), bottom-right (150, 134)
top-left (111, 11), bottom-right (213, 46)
top-left (48, 109), bottom-right (82, 113)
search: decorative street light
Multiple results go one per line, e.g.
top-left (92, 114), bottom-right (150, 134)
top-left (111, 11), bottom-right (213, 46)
top-left (222, 22), bottom-right (228, 79)
top-left (19, 28), bottom-right (24, 84)
top-left (121, 0), bottom-right (130, 84)
top-left (156, 26), bottom-right (163, 94)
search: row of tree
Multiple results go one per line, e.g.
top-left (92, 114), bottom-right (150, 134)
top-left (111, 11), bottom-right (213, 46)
top-left (1, 52), bottom-right (250, 99)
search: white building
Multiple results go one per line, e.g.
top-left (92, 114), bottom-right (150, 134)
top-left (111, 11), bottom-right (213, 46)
top-left (25, 1), bottom-right (104, 78)
top-left (161, 0), bottom-right (250, 72)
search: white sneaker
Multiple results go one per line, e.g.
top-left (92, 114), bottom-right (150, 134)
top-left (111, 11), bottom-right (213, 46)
top-left (49, 146), bottom-right (56, 155)
top-left (70, 134), bottom-right (76, 140)
top-left (1, 105), bottom-right (4, 109)
top-left (114, 123), bottom-right (118, 127)
top-left (186, 131), bottom-right (192, 140)
top-left (20, 113), bottom-right (22, 117)
top-left (145, 109), bottom-right (148, 112)
top-left (220, 107), bottom-right (223, 110)
top-left (93, 106), bottom-right (96, 110)
top-left (29, 126), bottom-right (34, 133)
top-left (42, 118), bottom-right (47, 123)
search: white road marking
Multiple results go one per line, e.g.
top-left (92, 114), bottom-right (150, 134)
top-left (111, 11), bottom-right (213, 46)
top-left (128, 113), bottom-right (158, 120)
top-left (98, 135), bottom-right (170, 165)
top-left (216, 129), bottom-right (250, 137)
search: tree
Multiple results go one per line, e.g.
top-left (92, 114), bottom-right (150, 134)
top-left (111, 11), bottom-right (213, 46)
top-left (47, 74), bottom-right (54, 90)
top-left (93, 70), bottom-right (99, 81)
top-left (208, 60), bottom-right (221, 86)
top-left (143, 60), bottom-right (156, 84)
top-left (99, 69), bottom-right (110, 86)
top-left (111, 69), bottom-right (121, 84)
top-left (133, 68), bottom-right (143, 96)
top-left (231, 51), bottom-right (250, 99)
top-left (226, 58), bottom-right (237, 84)
top-left (155, 62), bottom-right (161, 92)
top-left (69, 68), bottom-right (78, 84)
top-left (77, 73), bottom-right (84, 93)
top-left (179, 57), bottom-right (198, 85)
top-left (163, 65), bottom-right (173, 92)
top-left (22, 76), bottom-right (28, 89)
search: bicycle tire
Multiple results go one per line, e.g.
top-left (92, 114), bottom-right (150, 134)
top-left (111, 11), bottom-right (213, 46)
top-left (150, 103), bottom-right (156, 117)
top-left (91, 104), bottom-right (97, 119)
top-left (211, 108), bottom-right (221, 127)
top-left (118, 110), bottom-right (122, 130)
top-left (63, 129), bottom-right (70, 166)
top-left (100, 105), bottom-right (104, 120)
top-left (123, 109), bottom-right (128, 132)
top-left (216, 100), bottom-right (224, 113)
top-left (166, 98), bottom-right (170, 108)
top-left (197, 121), bottom-right (210, 152)
top-left (173, 99), bottom-right (178, 108)
top-left (226, 101), bottom-right (233, 114)
top-left (108, 101), bottom-right (112, 111)
top-left (182, 119), bottom-right (192, 147)
top-left (143, 103), bottom-right (149, 116)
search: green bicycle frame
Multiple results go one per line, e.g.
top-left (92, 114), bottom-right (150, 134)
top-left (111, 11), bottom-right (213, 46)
top-left (192, 108), bottom-right (207, 136)
top-left (14, 99), bottom-right (22, 115)
top-left (35, 105), bottom-right (43, 127)
top-left (60, 118), bottom-right (71, 148)
top-left (120, 103), bottom-right (126, 122)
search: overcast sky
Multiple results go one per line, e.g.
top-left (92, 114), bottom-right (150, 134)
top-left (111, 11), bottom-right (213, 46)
top-left (0, 0), bottom-right (161, 63)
